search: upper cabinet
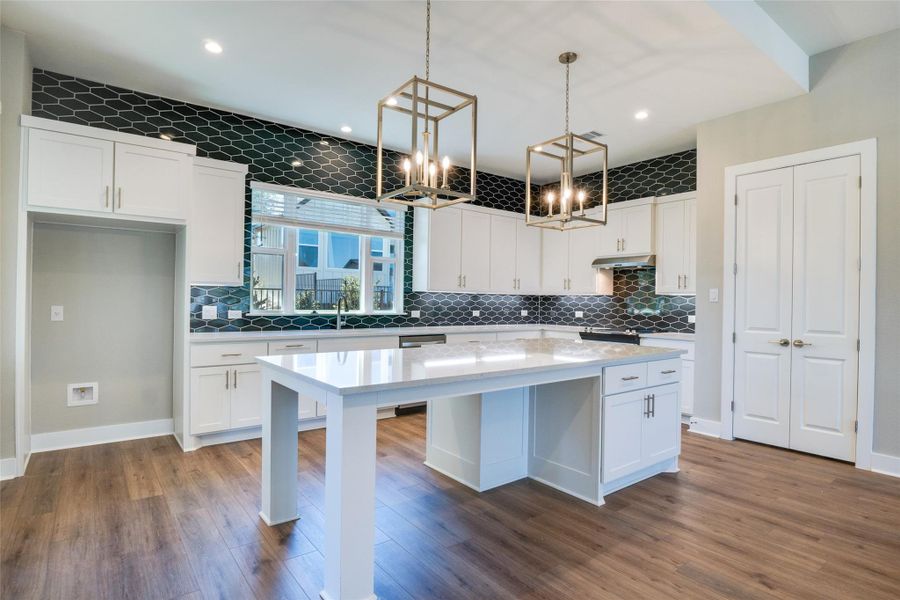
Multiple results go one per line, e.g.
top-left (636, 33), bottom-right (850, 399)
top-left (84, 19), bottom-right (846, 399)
top-left (189, 158), bottom-right (249, 286)
top-left (541, 225), bottom-right (612, 295)
top-left (414, 205), bottom-right (538, 295)
top-left (654, 194), bottom-right (696, 295)
top-left (597, 201), bottom-right (654, 257)
top-left (23, 117), bottom-right (194, 223)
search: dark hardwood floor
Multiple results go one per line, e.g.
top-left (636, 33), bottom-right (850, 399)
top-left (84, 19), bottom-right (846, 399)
top-left (2, 414), bottom-right (899, 599)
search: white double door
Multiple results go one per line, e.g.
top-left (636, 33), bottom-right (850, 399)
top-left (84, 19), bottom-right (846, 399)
top-left (733, 156), bottom-right (860, 461)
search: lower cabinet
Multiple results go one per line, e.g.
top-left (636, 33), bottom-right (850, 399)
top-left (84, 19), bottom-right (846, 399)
top-left (639, 338), bottom-right (694, 415)
top-left (190, 363), bottom-right (262, 434)
top-left (267, 339), bottom-right (323, 420)
top-left (601, 383), bottom-right (680, 483)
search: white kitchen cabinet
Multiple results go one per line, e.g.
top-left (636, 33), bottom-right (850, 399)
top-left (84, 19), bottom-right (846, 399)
top-left (189, 158), bottom-right (248, 285)
top-left (190, 366), bottom-right (232, 434)
top-left (568, 226), bottom-right (601, 294)
top-left (114, 143), bottom-right (191, 220)
top-left (413, 206), bottom-right (462, 292)
top-left (540, 228), bottom-right (569, 294)
top-left (26, 128), bottom-right (114, 213)
top-left (596, 201), bottom-right (653, 257)
top-left (230, 364), bottom-right (263, 429)
top-left (490, 215), bottom-right (518, 293)
top-left (640, 337), bottom-right (694, 415)
top-left (655, 195), bottom-right (696, 295)
top-left (541, 227), bottom-right (611, 295)
top-left (515, 220), bottom-right (542, 294)
top-left (641, 384), bottom-right (680, 463)
top-left (268, 340), bottom-right (319, 420)
top-left (460, 210), bottom-right (491, 291)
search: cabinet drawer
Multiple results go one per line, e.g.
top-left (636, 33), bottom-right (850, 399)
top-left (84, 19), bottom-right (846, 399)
top-left (647, 358), bottom-right (681, 387)
top-left (191, 342), bottom-right (268, 367)
top-left (604, 362), bottom-right (648, 395)
top-left (268, 340), bottom-right (318, 354)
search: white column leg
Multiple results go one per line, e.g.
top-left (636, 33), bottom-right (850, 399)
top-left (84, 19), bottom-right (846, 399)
top-left (321, 393), bottom-right (378, 600)
top-left (260, 374), bottom-right (300, 525)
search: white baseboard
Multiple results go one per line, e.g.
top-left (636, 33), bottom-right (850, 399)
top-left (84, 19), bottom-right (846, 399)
top-left (687, 417), bottom-right (722, 438)
top-left (31, 418), bottom-right (174, 453)
top-left (870, 451), bottom-right (900, 478)
top-left (0, 458), bottom-right (18, 480)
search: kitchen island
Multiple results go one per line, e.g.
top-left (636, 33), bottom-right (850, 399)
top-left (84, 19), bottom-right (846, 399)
top-left (256, 338), bottom-right (684, 600)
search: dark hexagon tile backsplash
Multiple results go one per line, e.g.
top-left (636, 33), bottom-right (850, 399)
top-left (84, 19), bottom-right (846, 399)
top-left (32, 69), bottom-right (695, 333)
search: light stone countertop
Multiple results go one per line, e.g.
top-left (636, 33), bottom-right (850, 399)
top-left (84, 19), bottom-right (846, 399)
top-left (257, 338), bottom-right (684, 395)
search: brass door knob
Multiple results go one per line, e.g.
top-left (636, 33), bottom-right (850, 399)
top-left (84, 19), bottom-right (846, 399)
top-left (792, 339), bottom-right (812, 348)
top-left (769, 338), bottom-right (790, 347)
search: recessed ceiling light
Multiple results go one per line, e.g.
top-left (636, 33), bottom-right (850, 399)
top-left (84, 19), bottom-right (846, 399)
top-left (159, 133), bottom-right (173, 141)
top-left (634, 110), bottom-right (649, 120)
top-left (385, 97), bottom-right (398, 106)
top-left (204, 40), bottom-right (223, 54)
top-left (340, 125), bottom-right (352, 134)
top-left (291, 159), bottom-right (303, 167)
top-left (534, 145), bottom-right (543, 152)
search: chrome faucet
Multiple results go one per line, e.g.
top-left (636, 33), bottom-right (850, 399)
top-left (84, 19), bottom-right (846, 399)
top-left (336, 296), bottom-right (348, 331)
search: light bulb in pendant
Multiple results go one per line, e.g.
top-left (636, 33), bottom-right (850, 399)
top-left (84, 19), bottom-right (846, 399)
top-left (547, 191), bottom-right (556, 215)
top-left (441, 156), bottom-right (450, 188)
top-left (577, 190), bottom-right (586, 211)
top-left (428, 162), bottom-right (437, 187)
top-left (402, 158), bottom-right (411, 186)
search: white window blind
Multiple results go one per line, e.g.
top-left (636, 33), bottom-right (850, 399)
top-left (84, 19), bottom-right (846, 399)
top-left (250, 182), bottom-right (405, 238)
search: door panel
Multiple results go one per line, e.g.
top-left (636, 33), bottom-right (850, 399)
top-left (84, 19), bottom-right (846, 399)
top-left (683, 198), bottom-right (696, 293)
top-left (655, 201), bottom-right (686, 294)
top-left (460, 210), bottom-right (491, 291)
top-left (601, 391), bottom-right (644, 482)
top-left (620, 205), bottom-right (653, 255)
top-left (568, 227), bottom-right (600, 294)
top-left (597, 209), bottom-right (621, 256)
top-left (789, 156), bottom-right (860, 461)
top-left (541, 228), bottom-right (569, 294)
top-left (515, 220), bottom-right (543, 294)
top-left (427, 207), bottom-right (462, 291)
top-left (114, 143), bottom-right (189, 219)
top-left (190, 367), bottom-right (231, 434)
top-left (230, 365), bottom-right (262, 429)
top-left (489, 215), bottom-right (517, 293)
top-left (733, 167), bottom-right (793, 448)
top-left (189, 165), bottom-right (246, 285)
top-left (642, 384), bottom-right (680, 464)
top-left (27, 129), bottom-right (114, 212)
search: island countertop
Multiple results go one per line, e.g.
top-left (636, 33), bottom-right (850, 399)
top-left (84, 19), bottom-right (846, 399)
top-left (256, 338), bottom-right (684, 395)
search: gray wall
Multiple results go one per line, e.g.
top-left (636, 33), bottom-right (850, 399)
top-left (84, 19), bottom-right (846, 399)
top-left (31, 224), bottom-right (175, 434)
top-left (694, 30), bottom-right (900, 456)
top-left (1, 27), bottom-right (32, 458)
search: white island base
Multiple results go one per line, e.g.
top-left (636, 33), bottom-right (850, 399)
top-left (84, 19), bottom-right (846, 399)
top-left (257, 339), bottom-right (684, 600)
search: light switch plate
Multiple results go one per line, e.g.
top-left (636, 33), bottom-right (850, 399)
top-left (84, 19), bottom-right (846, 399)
top-left (708, 288), bottom-right (720, 303)
top-left (520, 310), bottom-right (528, 316)
top-left (472, 310), bottom-right (481, 317)
top-left (574, 310), bottom-right (584, 318)
top-left (50, 305), bottom-right (64, 321)
top-left (201, 305), bottom-right (217, 319)
top-left (227, 310), bottom-right (242, 320)
top-left (688, 315), bottom-right (696, 323)
top-left (410, 310), bottom-right (421, 318)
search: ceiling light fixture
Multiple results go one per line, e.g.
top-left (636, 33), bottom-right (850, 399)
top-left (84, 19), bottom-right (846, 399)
top-left (340, 125), bottom-right (352, 134)
top-left (525, 52), bottom-right (608, 231)
top-left (375, 0), bottom-right (478, 210)
top-left (204, 40), bottom-right (223, 54)
top-left (634, 110), bottom-right (649, 120)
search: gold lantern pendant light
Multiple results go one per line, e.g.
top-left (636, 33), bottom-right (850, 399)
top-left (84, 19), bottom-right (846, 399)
top-left (375, 0), bottom-right (478, 210)
top-left (525, 52), bottom-right (608, 230)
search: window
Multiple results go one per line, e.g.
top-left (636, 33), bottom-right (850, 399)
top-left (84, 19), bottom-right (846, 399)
top-left (250, 183), bottom-right (405, 314)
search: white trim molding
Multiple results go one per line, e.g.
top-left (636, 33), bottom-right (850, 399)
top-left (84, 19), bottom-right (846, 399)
top-left (0, 458), bottom-right (18, 481)
top-left (870, 453), bottom-right (900, 479)
top-left (687, 417), bottom-right (722, 438)
top-left (720, 139), bottom-right (877, 471)
top-left (31, 418), bottom-right (174, 453)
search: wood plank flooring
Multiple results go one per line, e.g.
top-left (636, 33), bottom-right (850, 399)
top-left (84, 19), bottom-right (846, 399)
top-left (2, 414), bottom-right (899, 599)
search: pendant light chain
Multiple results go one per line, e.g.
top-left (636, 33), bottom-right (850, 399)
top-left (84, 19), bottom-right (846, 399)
top-left (564, 61), bottom-right (570, 137)
top-left (425, 0), bottom-right (431, 81)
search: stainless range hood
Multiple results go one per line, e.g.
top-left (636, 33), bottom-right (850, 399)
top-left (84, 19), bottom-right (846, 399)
top-left (592, 254), bottom-right (656, 270)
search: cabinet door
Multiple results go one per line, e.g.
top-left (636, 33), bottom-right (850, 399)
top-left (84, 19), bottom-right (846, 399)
top-left (230, 364), bottom-right (262, 429)
top-left (190, 366), bottom-right (231, 434)
top-left (541, 228), bottom-right (569, 294)
top-left (654, 201), bottom-right (686, 294)
top-left (268, 341), bottom-right (318, 420)
top-left (489, 215), bottom-right (518, 293)
top-left (602, 390), bottom-right (645, 482)
top-left (642, 384), bottom-right (680, 464)
top-left (27, 129), bottom-right (114, 213)
top-left (427, 207), bottom-right (462, 291)
top-left (681, 360), bottom-right (695, 415)
top-left (189, 164), bottom-right (246, 285)
top-left (515, 220), bottom-right (542, 294)
top-left (114, 142), bottom-right (189, 220)
top-left (682, 198), bottom-right (696, 294)
top-left (596, 209), bottom-right (622, 257)
top-left (620, 205), bottom-right (653, 255)
top-left (567, 227), bottom-right (600, 294)
top-left (460, 209), bottom-right (491, 291)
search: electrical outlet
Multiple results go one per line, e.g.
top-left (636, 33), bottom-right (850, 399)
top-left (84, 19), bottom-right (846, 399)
top-left (708, 288), bottom-right (719, 303)
top-left (688, 315), bottom-right (696, 323)
top-left (574, 310), bottom-right (584, 318)
top-left (50, 305), bottom-right (64, 321)
top-left (227, 310), bottom-right (242, 320)
top-left (520, 310), bottom-right (528, 317)
top-left (201, 305), bottom-right (217, 319)
top-left (410, 310), bottom-right (421, 318)
top-left (472, 310), bottom-right (481, 317)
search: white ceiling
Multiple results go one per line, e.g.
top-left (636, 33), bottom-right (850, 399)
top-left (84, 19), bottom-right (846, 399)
top-left (1, 1), bottom-right (886, 179)
top-left (758, 1), bottom-right (900, 55)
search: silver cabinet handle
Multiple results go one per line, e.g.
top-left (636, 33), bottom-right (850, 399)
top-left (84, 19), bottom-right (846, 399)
top-left (284, 344), bottom-right (306, 348)
top-left (792, 339), bottom-right (812, 348)
top-left (221, 353), bottom-right (242, 357)
top-left (237, 262), bottom-right (242, 280)
top-left (117, 187), bottom-right (123, 208)
top-left (621, 375), bottom-right (640, 381)
top-left (463, 275), bottom-right (466, 288)
top-left (621, 238), bottom-right (626, 252)
top-left (105, 185), bottom-right (110, 208)
top-left (457, 274), bottom-right (461, 287)
top-left (678, 274), bottom-right (682, 289)
top-left (682, 274), bottom-right (688, 288)
top-left (225, 370), bottom-right (229, 390)
top-left (769, 339), bottom-right (790, 346)
top-left (644, 395), bottom-right (650, 418)
top-left (233, 369), bottom-right (238, 388)
top-left (650, 393), bottom-right (656, 417)
top-left (661, 369), bottom-right (677, 374)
